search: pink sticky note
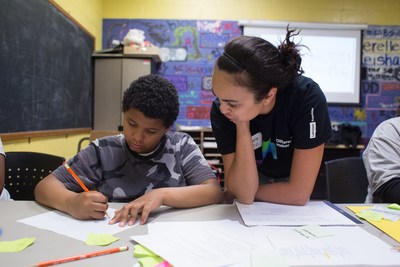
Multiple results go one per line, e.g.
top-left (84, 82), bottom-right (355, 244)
top-left (154, 260), bottom-right (171, 267)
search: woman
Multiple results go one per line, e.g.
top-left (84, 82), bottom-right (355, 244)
top-left (211, 27), bottom-right (332, 205)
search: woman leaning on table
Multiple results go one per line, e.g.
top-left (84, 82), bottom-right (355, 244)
top-left (210, 27), bottom-right (332, 205)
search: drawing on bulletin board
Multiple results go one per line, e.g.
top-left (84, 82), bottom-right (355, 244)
top-left (0, 0), bottom-right (94, 136)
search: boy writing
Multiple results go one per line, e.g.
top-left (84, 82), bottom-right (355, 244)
top-left (35, 74), bottom-right (223, 225)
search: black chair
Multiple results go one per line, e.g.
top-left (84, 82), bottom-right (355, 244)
top-left (4, 152), bottom-right (65, 200)
top-left (77, 130), bottom-right (122, 152)
top-left (324, 156), bottom-right (369, 203)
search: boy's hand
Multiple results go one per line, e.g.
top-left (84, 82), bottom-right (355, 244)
top-left (66, 191), bottom-right (109, 220)
top-left (109, 191), bottom-right (163, 226)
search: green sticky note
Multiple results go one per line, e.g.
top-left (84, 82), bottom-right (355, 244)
top-left (134, 244), bottom-right (157, 257)
top-left (138, 256), bottom-right (165, 267)
top-left (388, 203), bottom-right (400, 210)
top-left (134, 244), bottom-right (165, 267)
top-left (356, 210), bottom-right (383, 221)
top-left (294, 225), bottom-right (334, 238)
top-left (0, 237), bottom-right (35, 252)
top-left (85, 233), bottom-right (119, 246)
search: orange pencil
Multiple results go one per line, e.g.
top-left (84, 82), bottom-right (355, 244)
top-left (63, 162), bottom-right (110, 218)
top-left (63, 162), bottom-right (90, 192)
top-left (33, 246), bottom-right (129, 267)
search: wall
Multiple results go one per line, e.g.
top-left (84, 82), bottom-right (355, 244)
top-left (102, 0), bottom-right (400, 25)
top-left (3, 0), bottom-right (400, 160)
top-left (52, 0), bottom-right (104, 50)
top-left (360, 26), bottom-right (400, 134)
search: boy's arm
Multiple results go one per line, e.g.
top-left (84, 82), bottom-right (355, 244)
top-left (34, 174), bottom-right (108, 220)
top-left (161, 178), bottom-right (223, 208)
top-left (110, 178), bottom-right (223, 226)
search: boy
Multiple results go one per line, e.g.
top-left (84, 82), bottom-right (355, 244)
top-left (34, 74), bottom-right (223, 225)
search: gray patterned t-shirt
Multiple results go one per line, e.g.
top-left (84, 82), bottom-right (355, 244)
top-left (52, 132), bottom-right (216, 202)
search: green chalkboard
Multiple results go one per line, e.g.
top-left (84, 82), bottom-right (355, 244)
top-left (0, 0), bottom-right (94, 134)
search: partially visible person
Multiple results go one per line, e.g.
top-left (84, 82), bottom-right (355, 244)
top-left (0, 137), bottom-right (11, 200)
top-left (35, 74), bottom-right (223, 225)
top-left (210, 27), bottom-right (332, 205)
top-left (363, 116), bottom-right (400, 204)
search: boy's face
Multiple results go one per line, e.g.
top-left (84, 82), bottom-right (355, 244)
top-left (123, 108), bottom-right (169, 154)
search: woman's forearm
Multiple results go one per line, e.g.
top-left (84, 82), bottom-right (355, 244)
top-left (225, 123), bottom-right (259, 204)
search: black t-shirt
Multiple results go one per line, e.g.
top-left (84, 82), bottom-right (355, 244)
top-left (210, 75), bottom-right (332, 179)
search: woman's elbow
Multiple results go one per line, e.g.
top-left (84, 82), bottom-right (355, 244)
top-left (290, 193), bottom-right (310, 206)
top-left (235, 194), bottom-right (255, 205)
top-left (227, 185), bottom-right (257, 205)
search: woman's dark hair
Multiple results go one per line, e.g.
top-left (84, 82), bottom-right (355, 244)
top-left (216, 26), bottom-right (305, 101)
top-left (122, 74), bottom-right (179, 128)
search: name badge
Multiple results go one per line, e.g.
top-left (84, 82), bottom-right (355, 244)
top-left (252, 132), bottom-right (262, 150)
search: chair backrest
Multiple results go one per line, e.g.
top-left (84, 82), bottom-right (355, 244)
top-left (324, 156), bottom-right (369, 203)
top-left (4, 152), bottom-right (65, 200)
top-left (77, 130), bottom-right (122, 152)
top-left (89, 130), bottom-right (121, 141)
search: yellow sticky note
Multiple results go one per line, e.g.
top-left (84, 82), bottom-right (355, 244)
top-left (348, 205), bottom-right (400, 243)
top-left (0, 237), bottom-right (35, 252)
top-left (356, 210), bottom-right (383, 221)
top-left (85, 233), bottom-right (119, 246)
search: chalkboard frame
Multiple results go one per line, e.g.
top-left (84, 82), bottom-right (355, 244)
top-left (0, 0), bottom-right (95, 139)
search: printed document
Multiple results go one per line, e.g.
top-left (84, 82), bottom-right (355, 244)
top-left (235, 201), bottom-right (360, 226)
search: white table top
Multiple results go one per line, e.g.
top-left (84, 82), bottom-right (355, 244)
top-left (0, 201), bottom-right (398, 267)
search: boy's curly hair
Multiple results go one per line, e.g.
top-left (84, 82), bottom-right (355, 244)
top-left (122, 74), bottom-right (179, 128)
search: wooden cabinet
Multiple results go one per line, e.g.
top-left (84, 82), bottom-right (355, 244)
top-left (93, 54), bottom-right (160, 131)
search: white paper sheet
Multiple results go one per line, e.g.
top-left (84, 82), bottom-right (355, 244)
top-left (236, 201), bottom-right (360, 226)
top-left (18, 208), bottom-right (134, 241)
top-left (130, 220), bottom-right (400, 267)
top-left (131, 220), bottom-right (275, 267)
top-left (251, 225), bottom-right (400, 266)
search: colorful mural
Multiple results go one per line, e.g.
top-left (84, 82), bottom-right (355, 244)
top-left (103, 19), bottom-right (241, 127)
top-left (361, 26), bottom-right (400, 137)
top-left (103, 20), bottom-right (400, 138)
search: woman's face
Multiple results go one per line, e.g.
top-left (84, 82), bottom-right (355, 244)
top-left (212, 67), bottom-right (275, 124)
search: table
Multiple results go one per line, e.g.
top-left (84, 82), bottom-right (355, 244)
top-left (0, 201), bottom-right (398, 267)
